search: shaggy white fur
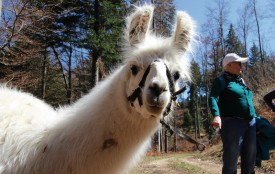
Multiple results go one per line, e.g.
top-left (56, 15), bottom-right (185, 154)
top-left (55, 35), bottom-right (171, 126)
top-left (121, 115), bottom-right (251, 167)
top-left (0, 5), bottom-right (195, 174)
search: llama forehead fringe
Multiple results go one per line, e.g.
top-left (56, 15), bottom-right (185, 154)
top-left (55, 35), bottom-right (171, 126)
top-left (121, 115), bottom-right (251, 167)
top-left (0, 4), bottom-right (195, 174)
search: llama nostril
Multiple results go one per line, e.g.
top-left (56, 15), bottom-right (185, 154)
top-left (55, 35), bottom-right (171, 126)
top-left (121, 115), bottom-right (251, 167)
top-left (149, 83), bottom-right (166, 97)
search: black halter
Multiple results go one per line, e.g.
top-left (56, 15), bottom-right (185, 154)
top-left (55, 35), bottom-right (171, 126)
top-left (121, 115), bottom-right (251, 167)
top-left (126, 61), bottom-right (207, 152)
top-left (127, 60), bottom-right (187, 116)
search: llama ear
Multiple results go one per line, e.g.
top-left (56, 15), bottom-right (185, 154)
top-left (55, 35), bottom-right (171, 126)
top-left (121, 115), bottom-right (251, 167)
top-left (126, 5), bottom-right (154, 46)
top-left (171, 11), bottom-right (195, 52)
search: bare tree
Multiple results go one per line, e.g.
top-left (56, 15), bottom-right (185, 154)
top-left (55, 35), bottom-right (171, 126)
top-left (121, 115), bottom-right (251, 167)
top-left (252, 0), bottom-right (264, 64)
top-left (51, 43), bottom-right (75, 104)
top-left (206, 0), bottom-right (230, 58)
top-left (0, 0), bottom-right (84, 105)
top-left (0, 0), bottom-right (48, 90)
top-left (267, 0), bottom-right (275, 21)
top-left (0, 0), bottom-right (2, 20)
top-left (237, 2), bottom-right (252, 57)
top-left (204, 0), bottom-right (230, 80)
top-left (197, 34), bottom-right (213, 137)
top-left (41, 48), bottom-right (49, 99)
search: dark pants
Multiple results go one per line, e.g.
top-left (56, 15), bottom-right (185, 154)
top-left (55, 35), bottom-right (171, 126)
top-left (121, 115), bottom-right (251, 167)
top-left (221, 117), bottom-right (256, 174)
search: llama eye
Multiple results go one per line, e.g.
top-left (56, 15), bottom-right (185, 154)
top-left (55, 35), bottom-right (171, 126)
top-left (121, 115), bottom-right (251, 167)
top-left (130, 65), bottom-right (139, 75)
top-left (173, 71), bottom-right (180, 81)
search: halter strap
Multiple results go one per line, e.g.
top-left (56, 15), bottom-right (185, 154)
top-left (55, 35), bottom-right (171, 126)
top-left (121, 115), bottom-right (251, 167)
top-left (127, 60), bottom-right (187, 116)
top-left (127, 64), bottom-right (151, 106)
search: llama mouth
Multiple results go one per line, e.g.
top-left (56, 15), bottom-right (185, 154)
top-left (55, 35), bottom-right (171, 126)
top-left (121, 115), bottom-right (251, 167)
top-left (145, 96), bottom-right (166, 107)
top-left (146, 103), bottom-right (165, 115)
top-left (147, 103), bottom-right (164, 108)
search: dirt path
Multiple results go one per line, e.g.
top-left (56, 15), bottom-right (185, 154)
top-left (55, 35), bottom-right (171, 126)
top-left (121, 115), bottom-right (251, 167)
top-left (129, 154), bottom-right (224, 174)
top-left (179, 156), bottom-right (222, 174)
top-left (136, 158), bottom-right (184, 174)
top-left (129, 153), bottom-right (272, 174)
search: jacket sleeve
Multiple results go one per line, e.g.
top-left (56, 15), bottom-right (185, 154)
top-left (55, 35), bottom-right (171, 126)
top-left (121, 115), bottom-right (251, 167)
top-left (209, 77), bottom-right (225, 117)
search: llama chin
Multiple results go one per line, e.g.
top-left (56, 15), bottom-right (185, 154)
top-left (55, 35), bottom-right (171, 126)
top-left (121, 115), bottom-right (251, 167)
top-left (0, 4), bottom-right (195, 174)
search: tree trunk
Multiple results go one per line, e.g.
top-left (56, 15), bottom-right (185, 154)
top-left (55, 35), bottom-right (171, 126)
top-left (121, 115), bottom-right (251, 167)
top-left (164, 127), bottom-right (168, 153)
top-left (173, 114), bottom-right (177, 152)
top-left (252, 0), bottom-right (267, 80)
top-left (41, 48), bottom-right (48, 99)
top-left (158, 129), bottom-right (162, 153)
top-left (67, 42), bottom-right (73, 104)
top-left (253, 0), bottom-right (264, 64)
top-left (90, 54), bottom-right (99, 88)
top-left (194, 110), bottom-right (198, 139)
top-left (195, 103), bottom-right (200, 138)
top-left (0, 0), bottom-right (2, 23)
top-left (51, 46), bottom-right (69, 102)
top-left (90, 0), bottom-right (100, 88)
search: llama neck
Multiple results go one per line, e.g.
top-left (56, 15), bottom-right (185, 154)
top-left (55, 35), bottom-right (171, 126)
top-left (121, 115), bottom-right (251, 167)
top-left (43, 67), bottom-right (160, 173)
top-left (62, 66), bottom-right (159, 142)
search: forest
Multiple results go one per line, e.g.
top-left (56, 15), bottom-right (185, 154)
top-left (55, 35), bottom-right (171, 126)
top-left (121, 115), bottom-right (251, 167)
top-left (0, 0), bottom-right (274, 152)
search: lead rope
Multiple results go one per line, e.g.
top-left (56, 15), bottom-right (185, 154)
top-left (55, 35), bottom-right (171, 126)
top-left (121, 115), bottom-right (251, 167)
top-left (160, 70), bottom-right (207, 151)
top-left (162, 65), bottom-right (175, 116)
top-left (163, 85), bottom-right (187, 116)
top-left (160, 119), bottom-right (206, 151)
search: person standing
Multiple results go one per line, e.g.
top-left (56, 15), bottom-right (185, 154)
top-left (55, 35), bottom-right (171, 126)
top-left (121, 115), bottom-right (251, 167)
top-left (209, 53), bottom-right (257, 174)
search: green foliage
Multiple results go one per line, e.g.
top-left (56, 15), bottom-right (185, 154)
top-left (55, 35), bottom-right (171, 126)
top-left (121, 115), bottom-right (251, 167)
top-left (188, 60), bottom-right (201, 117)
top-left (187, 60), bottom-right (203, 136)
top-left (129, 0), bottom-right (175, 36)
top-left (225, 24), bottom-right (243, 55)
top-left (183, 109), bottom-right (193, 132)
top-left (81, 0), bottom-right (126, 62)
top-left (26, 52), bottom-right (69, 106)
top-left (249, 42), bottom-right (261, 66)
top-left (43, 65), bottom-right (68, 107)
top-left (153, 0), bottom-right (175, 36)
top-left (78, 0), bottom-right (127, 88)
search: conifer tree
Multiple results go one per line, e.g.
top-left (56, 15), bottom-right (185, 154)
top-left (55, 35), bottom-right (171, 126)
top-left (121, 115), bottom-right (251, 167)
top-left (80, 0), bottom-right (127, 88)
top-left (249, 42), bottom-right (261, 67)
top-left (153, 0), bottom-right (175, 36)
top-left (183, 109), bottom-right (193, 133)
top-left (225, 24), bottom-right (243, 55)
top-left (129, 0), bottom-right (175, 36)
top-left (188, 59), bottom-right (202, 138)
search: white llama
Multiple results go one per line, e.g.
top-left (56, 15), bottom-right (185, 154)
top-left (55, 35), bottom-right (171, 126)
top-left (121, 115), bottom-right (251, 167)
top-left (0, 5), bottom-right (195, 174)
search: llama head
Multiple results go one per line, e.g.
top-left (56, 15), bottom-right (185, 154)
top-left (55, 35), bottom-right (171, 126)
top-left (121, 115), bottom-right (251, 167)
top-left (123, 5), bottom-right (195, 119)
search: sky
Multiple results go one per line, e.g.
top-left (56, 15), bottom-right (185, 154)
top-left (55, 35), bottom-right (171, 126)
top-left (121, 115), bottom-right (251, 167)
top-left (173, 0), bottom-right (274, 54)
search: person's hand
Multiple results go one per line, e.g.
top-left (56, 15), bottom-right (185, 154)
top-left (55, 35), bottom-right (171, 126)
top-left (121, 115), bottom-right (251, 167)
top-left (212, 116), bottom-right (221, 129)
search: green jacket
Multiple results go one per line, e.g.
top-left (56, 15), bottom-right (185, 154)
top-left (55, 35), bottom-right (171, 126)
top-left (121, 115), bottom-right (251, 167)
top-left (209, 75), bottom-right (257, 120)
